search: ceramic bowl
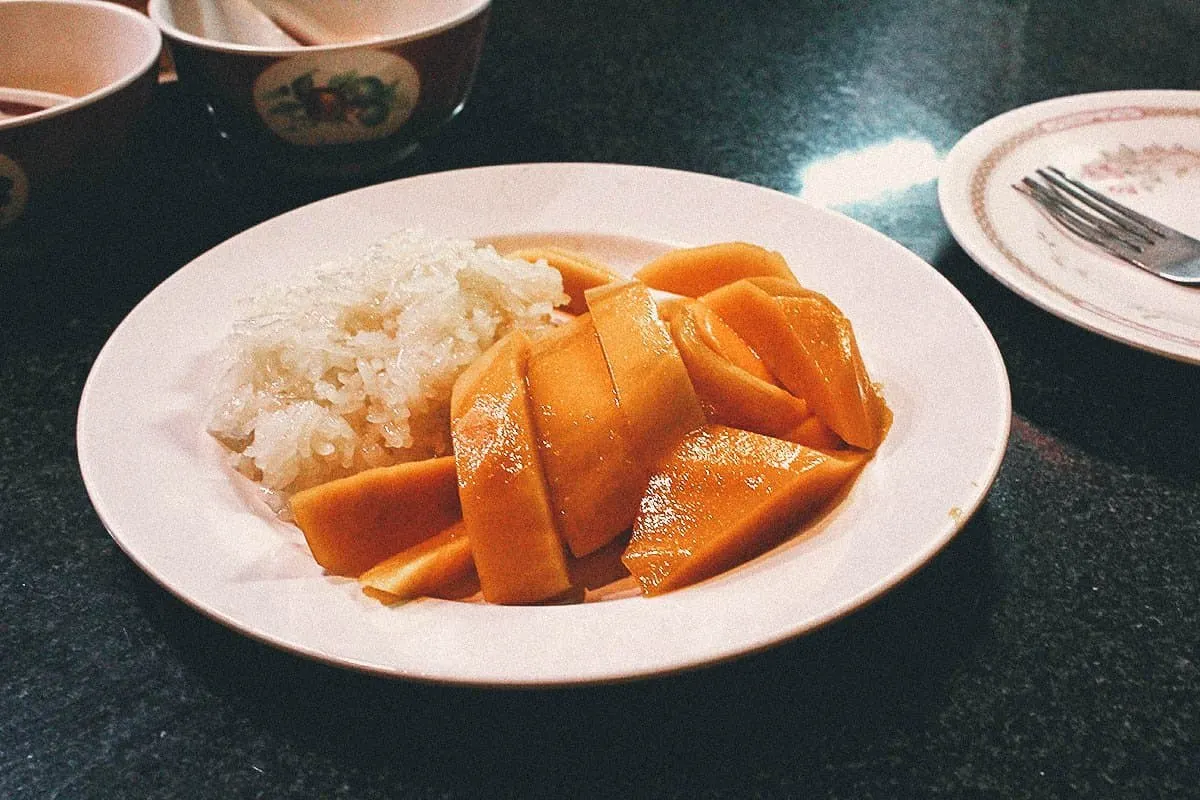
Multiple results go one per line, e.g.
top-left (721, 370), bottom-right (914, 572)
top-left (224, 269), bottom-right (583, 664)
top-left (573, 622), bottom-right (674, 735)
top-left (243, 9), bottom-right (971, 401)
top-left (0, 0), bottom-right (162, 228)
top-left (147, 0), bottom-right (492, 177)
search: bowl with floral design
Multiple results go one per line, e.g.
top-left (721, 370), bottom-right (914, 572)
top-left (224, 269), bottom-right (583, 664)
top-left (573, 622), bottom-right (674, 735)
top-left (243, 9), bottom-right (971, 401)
top-left (147, 0), bottom-right (491, 177)
top-left (0, 0), bottom-right (162, 228)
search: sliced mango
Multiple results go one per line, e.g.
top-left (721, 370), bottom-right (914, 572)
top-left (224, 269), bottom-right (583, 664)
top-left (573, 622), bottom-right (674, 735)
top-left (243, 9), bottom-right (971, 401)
top-left (622, 425), bottom-right (866, 595)
top-left (669, 300), bottom-right (809, 438)
top-left (566, 534), bottom-right (633, 592)
top-left (661, 291), bottom-right (777, 383)
top-left (295, 240), bottom-right (886, 606)
top-left (700, 280), bottom-right (820, 398)
top-left (654, 296), bottom-right (687, 323)
top-left (700, 279), bottom-right (813, 397)
top-left (740, 275), bottom-right (816, 299)
top-left (289, 456), bottom-right (460, 577)
top-left (775, 293), bottom-right (890, 450)
top-left (506, 246), bottom-right (622, 316)
top-left (358, 521), bottom-right (477, 603)
top-left (526, 315), bottom-right (642, 558)
top-left (584, 280), bottom-right (706, 469)
top-left (634, 241), bottom-right (797, 297)
top-left (451, 331), bottom-right (572, 604)
top-left (779, 414), bottom-right (844, 452)
top-left (700, 279), bottom-right (888, 449)
top-left (691, 298), bottom-right (777, 384)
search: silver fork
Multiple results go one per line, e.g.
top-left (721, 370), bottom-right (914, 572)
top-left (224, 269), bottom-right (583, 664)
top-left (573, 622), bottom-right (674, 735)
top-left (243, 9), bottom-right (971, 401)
top-left (1014, 166), bottom-right (1200, 286)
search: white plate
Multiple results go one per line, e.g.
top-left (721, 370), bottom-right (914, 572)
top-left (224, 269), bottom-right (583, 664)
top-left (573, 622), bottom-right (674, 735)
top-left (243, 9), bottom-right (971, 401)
top-left (77, 163), bottom-right (1010, 687)
top-left (940, 89), bottom-right (1200, 364)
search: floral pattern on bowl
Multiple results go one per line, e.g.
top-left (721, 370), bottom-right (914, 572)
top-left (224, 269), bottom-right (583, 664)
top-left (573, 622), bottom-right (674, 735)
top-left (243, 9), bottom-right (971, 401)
top-left (261, 71), bottom-right (400, 130)
top-left (253, 50), bottom-right (419, 146)
top-left (0, 154), bottom-right (29, 228)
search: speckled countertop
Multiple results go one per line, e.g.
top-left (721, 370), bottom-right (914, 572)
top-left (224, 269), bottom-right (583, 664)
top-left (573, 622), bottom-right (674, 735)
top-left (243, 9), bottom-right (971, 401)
top-left (2, 0), bottom-right (1198, 797)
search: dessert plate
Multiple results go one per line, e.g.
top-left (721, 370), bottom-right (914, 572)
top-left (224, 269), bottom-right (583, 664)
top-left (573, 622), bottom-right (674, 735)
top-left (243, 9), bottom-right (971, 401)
top-left (940, 89), bottom-right (1200, 364)
top-left (78, 163), bottom-right (1010, 686)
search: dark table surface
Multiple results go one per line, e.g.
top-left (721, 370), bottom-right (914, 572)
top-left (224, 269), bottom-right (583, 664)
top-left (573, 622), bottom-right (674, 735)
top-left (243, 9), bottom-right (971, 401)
top-left (4, 0), bottom-right (1199, 797)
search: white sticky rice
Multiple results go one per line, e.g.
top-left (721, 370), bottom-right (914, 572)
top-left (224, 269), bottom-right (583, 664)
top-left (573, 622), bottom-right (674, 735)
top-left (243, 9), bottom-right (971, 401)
top-left (205, 229), bottom-right (565, 506)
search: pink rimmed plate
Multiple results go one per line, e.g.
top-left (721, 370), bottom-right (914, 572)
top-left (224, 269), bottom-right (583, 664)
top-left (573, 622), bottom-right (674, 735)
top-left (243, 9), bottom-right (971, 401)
top-left (940, 89), bottom-right (1200, 364)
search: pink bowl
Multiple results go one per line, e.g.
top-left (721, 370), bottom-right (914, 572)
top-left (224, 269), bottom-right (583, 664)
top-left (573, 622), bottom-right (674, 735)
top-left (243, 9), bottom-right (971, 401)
top-left (0, 0), bottom-right (162, 228)
top-left (147, 0), bottom-right (491, 177)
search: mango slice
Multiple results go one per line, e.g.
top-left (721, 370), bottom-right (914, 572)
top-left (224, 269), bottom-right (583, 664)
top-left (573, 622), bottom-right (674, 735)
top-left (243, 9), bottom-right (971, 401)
top-left (669, 300), bottom-right (810, 438)
top-left (654, 296), bottom-right (687, 323)
top-left (634, 241), bottom-right (797, 297)
top-left (289, 456), bottom-right (461, 577)
top-left (691, 298), bottom-right (777, 384)
top-left (775, 293), bottom-right (890, 450)
top-left (506, 246), bottom-right (622, 316)
top-left (584, 280), bottom-right (706, 469)
top-left (700, 279), bottom-right (811, 395)
top-left (700, 279), bottom-right (888, 449)
top-left (622, 425), bottom-right (866, 595)
top-left (358, 521), bottom-right (477, 603)
top-left (659, 293), bottom-right (775, 382)
top-left (526, 315), bottom-right (643, 557)
top-left (566, 534), bottom-right (633, 592)
top-left (451, 331), bottom-right (572, 604)
top-left (779, 414), bottom-right (844, 452)
top-left (739, 276), bottom-right (889, 449)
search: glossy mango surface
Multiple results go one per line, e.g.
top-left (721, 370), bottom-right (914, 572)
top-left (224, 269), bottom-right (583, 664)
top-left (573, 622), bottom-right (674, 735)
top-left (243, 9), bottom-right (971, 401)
top-left (526, 315), bottom-right (643, 557)
top-left (669, 299), bottom-right (811, 438)
top-left (451, 331), bottom-right (572, 604)
top-left (622, 425), bottom-right (865, 595)
top-left (358, 521), bottom-right (477, 603)
top-left (585, 280), bottom-right (706, 469)
top-left (635, 241), bottom-right (797, 297)
top-left (290, 456), bottom-right (461, 577)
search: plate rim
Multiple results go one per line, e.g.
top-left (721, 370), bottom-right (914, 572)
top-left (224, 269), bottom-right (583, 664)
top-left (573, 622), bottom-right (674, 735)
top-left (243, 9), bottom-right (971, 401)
top-left (77, 162), bottom-right (1012, 687)
top-left (938, 88), bottom-right (1200, 365)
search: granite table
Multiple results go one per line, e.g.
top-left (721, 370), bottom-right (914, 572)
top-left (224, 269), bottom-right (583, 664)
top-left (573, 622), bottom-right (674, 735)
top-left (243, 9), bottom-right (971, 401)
top-left (2, 0), bottom-right (1198, 796)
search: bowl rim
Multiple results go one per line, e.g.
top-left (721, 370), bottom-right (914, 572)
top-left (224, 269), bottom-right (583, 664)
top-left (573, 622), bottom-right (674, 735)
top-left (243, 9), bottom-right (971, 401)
top-left (146, 0), bottom-right (491, 56)
top-left (0, 0), bottom-right (163, 134)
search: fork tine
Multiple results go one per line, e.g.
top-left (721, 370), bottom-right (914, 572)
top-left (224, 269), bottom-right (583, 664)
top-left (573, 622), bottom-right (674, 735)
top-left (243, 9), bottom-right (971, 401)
top-left (1016, 176), bottom-right (1148, 252)
top-left (1044, 167), bottom-right (1168, 238)
top-left (1036, 169), bottom-right (1155, 244)
top-left (1014, 167), bottom-right (1200, 286)
top-left (1018, 185), bottom-right (1141, 262)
